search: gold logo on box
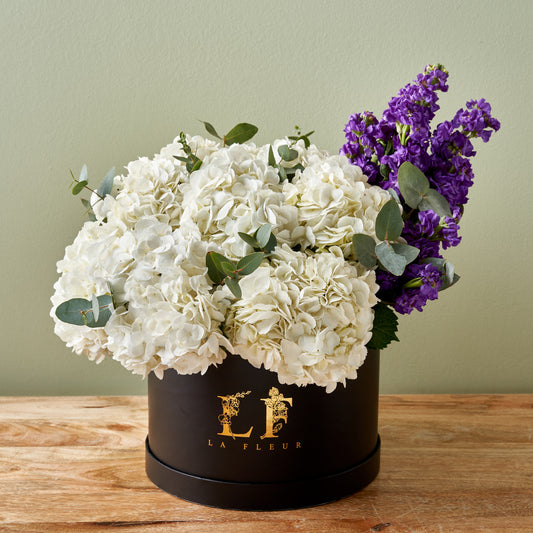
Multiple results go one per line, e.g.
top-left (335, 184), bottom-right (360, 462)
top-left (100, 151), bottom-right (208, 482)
top-left (209, 387), bottom-right (301, 450)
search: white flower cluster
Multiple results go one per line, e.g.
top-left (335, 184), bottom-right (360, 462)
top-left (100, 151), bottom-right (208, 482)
top-left (51, 134), bottom-right (388, 390)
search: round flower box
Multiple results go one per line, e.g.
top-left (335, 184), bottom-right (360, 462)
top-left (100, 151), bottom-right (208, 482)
top-left (145, 349), bottom-right (380, 511)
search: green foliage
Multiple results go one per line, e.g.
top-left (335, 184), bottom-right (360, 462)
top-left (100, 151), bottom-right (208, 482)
top-left (223, 123), bottom-right (258, 146)
top-left (97, 167), bottom-right (115, 198)
top-left (267, 144), bottom-right (303, 182)
top-left (376, 199), bottom-right (404, 241)
top-left (175, 132), bottom-right (202, 172)
top-left (55, 294), bottom-right (114, 328)
top-left (366, 302), bottom-right (399, 350)
top-left (375, 242), bottom-right (408, 276)
top-left (288, 126), bottom-right (314, 149)
top-left (205, 225), bottom-right (277, 298)
top-left (397, 161), bottom-right (452, 217)
top-left (352, 234), bottom-right (377, 269)
top-left (420, 257), bottom-right (460, 291)
top-left (202, 121), bottom-right (259, 146)
top-left (69, 165), bottom-right (116, 220)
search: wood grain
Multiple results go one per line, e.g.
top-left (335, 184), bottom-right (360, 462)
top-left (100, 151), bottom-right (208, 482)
top-left (0, 394), bottom-right (531, 532)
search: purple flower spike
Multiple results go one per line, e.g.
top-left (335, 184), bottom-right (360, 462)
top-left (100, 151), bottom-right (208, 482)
top-left (342, 65), bottom-right (499, 314)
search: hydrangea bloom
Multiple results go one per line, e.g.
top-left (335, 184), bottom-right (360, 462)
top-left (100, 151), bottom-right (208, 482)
top-left (52, 134), bottom-right (385, 390)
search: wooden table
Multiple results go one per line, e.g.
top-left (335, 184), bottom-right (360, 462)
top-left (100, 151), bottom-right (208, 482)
top-left (0, 395), bottom-right (531, 532)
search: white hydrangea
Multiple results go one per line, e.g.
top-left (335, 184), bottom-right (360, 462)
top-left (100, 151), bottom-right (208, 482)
top-left (52, 133), bottom-right (383, 389)
top-left (224, 245), bottom-right (378, 392)
top-left (283, 154), bottom-right (390, 254)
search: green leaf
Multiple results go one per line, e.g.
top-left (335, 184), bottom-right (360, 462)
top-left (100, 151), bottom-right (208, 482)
top-left (390, 243), bottom-right (420, 265)
top-left (397, 161), bottom-right (429, 209)
top-left (201, 120), bottom-right (222, 139)
top-left (418, 189), bottom-right (452, 217)
top-left (256, 223), bottom-right (272, 248)
top-left (225, 277), bottom-right (242, 298)
top-left (206, 252), bottom-right (224, 284)
top-left (219, 260), bottom-right (236, 277)
top-left (268, 145), bottom-right (277, 167)
top-left (366, 302), bottom-right (399, 350)
top-left (173, 156), bottom-right (190, 163)
top-left (278, 166), bottom-right (288, 182)
top-left (352, 234), bottom-right (377, 269)
top-left (223, 123), bottom-right (258, 146)
top-left (208, 252), bottom-right (235, 277)
top-left (236, 252), bottom-right (264, 275)
top-left (55, 295), bottom-right (113, 328)
top-left (420, 257), bottom-right (445, 270)
top-left (379, 164), bottom-right (391, 179)
top-left (440, 272), bottom-right (460, 291)
top-left (375, 199), bottom-right (404, 241)
top-left (375, 242), bottom-right (408, 276)
top-left (189, 155), bottom-right (203, 172)
top-left (55, 298), bottom-right (92, 326)
top-left (264, 232), bottom-right (277, 254)
top-left (278, 145), bottom-right (298, 162)
top-left (79, 164), bottom-right (88, 183)
top-left (72, 181), bottom-right (87, 195)
top-left (97, 167), bottom-right (115, 198)
top-left (238, 232), bottom-right (259, 249)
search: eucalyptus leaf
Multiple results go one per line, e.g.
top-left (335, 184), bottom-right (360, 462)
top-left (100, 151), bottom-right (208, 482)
top-left (201, 121), bottom-right (222, 139)
top-left (225, 277), bottom-right (242, 298)
top-left (55, 294), bottom-right (113, 328)
top-left (256, 223), bottom-right (272, 248)
top-left (278, 166), bottom-right (288, 182)
top-left (388, 188), bottom-right (401, 206)
top-left (236, 252), bottom-right (264, 275)
top-left (72, 181), bottom-right (87, 195)
top-left (223, 123), bottom-right (258, 146)
top-left (440, 272), bottom-right (460, 291)
top-left (379, 164), bottom-right (391, 179)
top-left (375, 199), bottom-right (404, 242)
top-left (391, 243), bottom-right (420, 265)
top-left (397, 161), bottom-right (429, 209)
top-left (420, 257), bottom-right (445, 270)
top-left (264, 232), bottom-right (277, 254)
top-left (418, 189), bottom-right (452, 217)
top-left (278, 145), bottom-right (298, 162)
top-left (206, 252), bottom-right (232, 282)
top-left (97, 167), bottom-right (115, 198)
top-left (238, 232), bottom-right (259, 249)
top-left (79, 164), bottom-right (88, 183)
top-left (366, 302), bottom-right (399, 350)
top-left (268, 145), bottom-right (277, 167)
top-left (219, 260), bottom-right (236, 276)
top-left (55, 298), bottom-right (92, 326)
top-left (206, 252), bottom-right (224, 284)
top-left (352, 234), bottom-right (377, 269)
top-left (376, 242), bottom-right (408, 276)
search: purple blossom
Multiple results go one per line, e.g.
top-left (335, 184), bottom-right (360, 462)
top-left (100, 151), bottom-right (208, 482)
top-left (342, 65), bottom-right (499, 314)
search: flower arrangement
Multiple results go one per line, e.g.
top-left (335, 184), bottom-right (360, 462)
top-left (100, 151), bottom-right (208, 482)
top-left (51, 65), bottom-right (499, 392)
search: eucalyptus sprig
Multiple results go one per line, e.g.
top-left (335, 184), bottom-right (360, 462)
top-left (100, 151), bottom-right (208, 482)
top-left (55, 294), bottom-right (114, 328)
top-left (69, 165), bottom-right (115, 221)
top-left (206, 224), bottom-right (277, 298)
top-left (174, 132), bottom-right (202, 173)
top-left (397, 162), bottom-right (452, 218)
top-left (353, 198), bottom-right (420, 277)
top-left (268, 144), bottom-right (304, 182)
top-left (201, 121), bottom-right (259, 147)
top-left (288, 125), bottom-right (315, 149)
top-left (238, 222), bottom-right (277, 255)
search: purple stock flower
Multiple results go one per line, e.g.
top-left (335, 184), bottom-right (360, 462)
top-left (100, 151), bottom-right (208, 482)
top-left (342, 65), bottom-right (499, 314)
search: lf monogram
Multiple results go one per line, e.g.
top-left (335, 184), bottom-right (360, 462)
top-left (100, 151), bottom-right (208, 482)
top-left (217, 387), bottom-right (292, 439)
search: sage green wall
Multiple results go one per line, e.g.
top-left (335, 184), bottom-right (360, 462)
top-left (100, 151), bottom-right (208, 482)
top-left (1, 0), bottom-right (531, 395)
